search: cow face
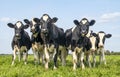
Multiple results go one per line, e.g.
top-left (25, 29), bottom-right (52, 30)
top-left (7, 21), bottom-right (29, 39)
top-left (74, 18), bottom-right (95, 36)
top-left (89, 33), bottom-right (98, 51)
top-left (39, 14), bottom-right (58, 36)
top-left (97, 31), bottom-right (112, 48)
top-left (24, 18), bottom-right (40, 34)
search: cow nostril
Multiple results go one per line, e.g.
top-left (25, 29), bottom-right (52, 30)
top-left (42, 29), bottom-right (48, 33)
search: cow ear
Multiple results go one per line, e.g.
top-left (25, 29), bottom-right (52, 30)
top-left (105, 34), bottom-right (112, 38)
top-left (89, 20), bottom-right (95, 26)
top-left (92, 33), bottom-right (98, 37)
top-left (51, 17), bottom-right (58, 23)
top-left (7, 23), bottom-right (15, 28)
top-left (24, 19), bottom-right (30, 24)
top-left (74, 20), bottom-right (79, 26)
top-left (33, 18), bottom-right (40, 23)
top-left (23, 25), bottom-right (29, 29)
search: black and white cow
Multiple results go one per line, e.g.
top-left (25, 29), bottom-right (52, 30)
top-left (85, 30), bottom-right (98, 67)
top-left (33, 14), bottom-right (66, 69)
top-left (7, 21), bottom-right (31, 65)
top-left (24, 18), bottom-right (44, 65)
top-left (65, 18), bottom-right (95, 70)
top-left (96, 31), bottom-right (112, 65)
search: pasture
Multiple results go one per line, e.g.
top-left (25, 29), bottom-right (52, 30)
top-left (0, 54), bottom-right (120, 77)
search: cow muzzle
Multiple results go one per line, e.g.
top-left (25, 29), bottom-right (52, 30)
top-left (41, 29), bottom-right (48, 34)
top-left (15, 34), bottom-right (21, 39)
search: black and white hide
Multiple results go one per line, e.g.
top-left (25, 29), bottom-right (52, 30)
top-left (7, 21), bottom-right (31, 65)
top-left (24, 18), bottom-right (44, 65)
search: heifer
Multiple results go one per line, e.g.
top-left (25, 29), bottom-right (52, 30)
top-left (96, 31), bottom-right (112, 65)
top-left (7, 21), bottom-right (31, 65)
top-left (65, 18), bottom-right (95, 70)
top-left (85, 30), bottom-right (98, 67)
top-left (24, 18), bottom-right (44, 65)
top-left (33, 14), bottom-right (66, 69)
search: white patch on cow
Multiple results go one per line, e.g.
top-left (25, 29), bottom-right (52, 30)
top-left (32, 18), bottom-right (37, 26)
top-left (43, 15), bottom-right (49, 21)
top-left (86, 30), bottom-right (91, 37)
top-left (98, 33), bottom-right (105, 47)
top-left (44, 45), bottom-right (49, 69)
top-left (16, 22), bottom-right (22, 28)
top-left (72, 51), bottom-right (77, 70)
top-left (31, 19), bottom-right (36, 29)
top-left (90, 36), bottom-right (96, 50)
top-left (81, 19), bottom-right (87, 25)
top-left (72, 26), bottom-right (76, 32)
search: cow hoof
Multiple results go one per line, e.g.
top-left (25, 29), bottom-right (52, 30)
top-left (73, 68), bottom-right (76, 71)
top-left (53, 66), bottom-right (57, 70)
top-left (24, 62), bottom-right (27, 65)
top-left (11, 62), bottom-right (14, 66)
top-left (82, 67), bottom-right (85, 70)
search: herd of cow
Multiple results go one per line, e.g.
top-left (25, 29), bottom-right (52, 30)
top-left (7, 14), bottom-right (112, 70)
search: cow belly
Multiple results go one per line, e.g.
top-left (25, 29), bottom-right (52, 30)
top-left (32, 43), bottom-right (43, 52)
top-left (20, 46), bottom-right (27, 52)
top-left (48, 45), bottom-right (55, 53)
top-left (13, 45), bottom-right (27, 52)
top-left (74, 47), bottom-right (83, 53)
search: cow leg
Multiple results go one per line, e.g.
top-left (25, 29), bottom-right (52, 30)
top-left (86, 52), bottom-right (91, 68)
top-left (40, 52), bottom-right (45, 65)
top-left (23, 51), bottom-right (28, 65)
top-left (44, 45), bottom-right (49, 69)
top-left (92, 51), bottom-right (96, 67)
top-left (72, 51), bottom-right (77, 70)
top-left (98, 48), bottom-right (102, 64)
top-left (80, 51), bottom-right (85, 69)
top-left (99, 48), bottom-right (106, 65)
top-left (12, 49), bottom-right (17, 65)
top-left (18, 51), bottom-right (23, 62)
top-left (102, 48), bottom-right (106, 65)
top-left (34, 51), bottom-right (40, 65)
top-left (53, 48), bottom-right (58, 69)
top-left (61, 46), bottom-right (67, 66)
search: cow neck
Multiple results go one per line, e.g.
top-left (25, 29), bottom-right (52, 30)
top-left (33, 30), bottom-right (40, 38)
top-left (15, 30), bottom-right (26, 46)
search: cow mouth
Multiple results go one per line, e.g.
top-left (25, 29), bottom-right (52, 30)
top-left (99, 45), bottom-right (104, 48)
top-left (15, 36), bottom-right (21, 39)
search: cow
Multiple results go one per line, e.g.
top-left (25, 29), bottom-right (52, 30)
top-left (33, 14), bottom-right (67, 69)
top-left (65, 18), bottom-right (95, 70)
top-left (96, 31), bottom-right (112, 65)
top-left (7, 21), bottom-right (31, 65)
top-left (24, 18), bottom-right (44, 65)
top-left (85, 30), bottom-right (98, 67)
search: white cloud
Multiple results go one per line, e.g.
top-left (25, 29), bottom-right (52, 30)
top-left (0, 17), bottom-right (17, 23)
top-left (99, 12), bottom-right (120, 23)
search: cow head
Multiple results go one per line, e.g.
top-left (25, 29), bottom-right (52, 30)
top-left (7, 21), bottom-right (29, 39)
top-left (97, 31), bottom-right (112, 48)
top-left (24, 18), bottom-right (40, 35)
top-left (36, 14), bottom-right (58, 36)
top-left (74, 18), bottom-right (95, 36)
top-left (89, 32), bottom-right (98, 51)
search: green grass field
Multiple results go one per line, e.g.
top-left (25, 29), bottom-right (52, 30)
top-left (0, 54), bottom-right (120, 77)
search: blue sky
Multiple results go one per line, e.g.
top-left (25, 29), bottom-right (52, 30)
top-left (0, 0), bottom-right (120, 54)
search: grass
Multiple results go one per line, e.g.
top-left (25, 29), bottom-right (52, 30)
top-left (0, 54), bottom-right (120, 77)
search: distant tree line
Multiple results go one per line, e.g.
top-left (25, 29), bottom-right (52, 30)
top-left (105, 50), bottom-right (120, 55)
